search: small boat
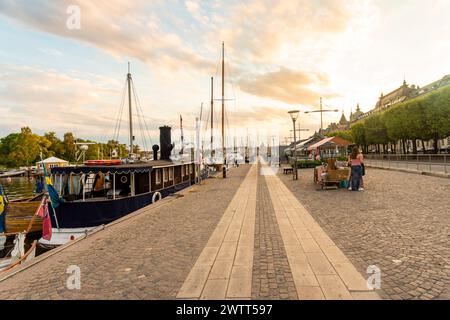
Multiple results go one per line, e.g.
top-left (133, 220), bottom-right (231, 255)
top-left (2, 194), bottom-right (45, 235)
top-left (0, 233), bottom-right (37, 272)
top-left (0, 170), bottom-right (26, 178)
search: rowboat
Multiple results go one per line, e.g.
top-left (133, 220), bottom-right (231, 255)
top-left (1, 193), bottom-right (44, 236)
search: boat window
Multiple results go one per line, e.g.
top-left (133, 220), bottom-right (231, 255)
top-left (189, 164), bottom-right (193, 174)
top-left (169, 167), bottom-right (173, 180)
top-left (164, 168), bottom-right (169, 182)
top-left (155, 169), bottom-right (161, 184)
top-left (181, 165), bottom-right (185, 177)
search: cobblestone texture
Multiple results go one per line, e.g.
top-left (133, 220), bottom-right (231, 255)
top-left (279, 167), bottom-right (450, 300)
top-left (252, 164), bottom-right (298, 300)
top-left (0, 165), bottom-right (250, 299)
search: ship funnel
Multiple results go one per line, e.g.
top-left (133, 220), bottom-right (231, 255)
top-left (152, 144), bottom-right (159, 161)
top-left (159, 126), bottom-right (174, 161)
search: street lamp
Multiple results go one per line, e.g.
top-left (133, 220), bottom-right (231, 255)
top-left (288, 110), bottom-right (300, 180)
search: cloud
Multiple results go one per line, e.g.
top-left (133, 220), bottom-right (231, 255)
top-left (210, 0), bottom-right (352, 64)
top-left (237, 68), bottom-right (336, 105)
top-left (0, 64), bottom-right (164, 145)
top-left (0, 0), bottom-right (213, 73)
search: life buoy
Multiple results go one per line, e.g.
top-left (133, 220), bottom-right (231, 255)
top-left (152, 191), bottom-right (161, 203)
top-left (120, 176), bottom-right (128, 184)
top-left (84, 160), bottom-right (122, 166)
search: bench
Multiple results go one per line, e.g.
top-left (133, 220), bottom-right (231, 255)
top-left (283, 167), bottom-right (293, 175)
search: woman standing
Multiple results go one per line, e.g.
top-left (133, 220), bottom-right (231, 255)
top-left (348, 146), bottom-right (364, 191)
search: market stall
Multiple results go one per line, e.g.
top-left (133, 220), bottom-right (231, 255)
top-left (313, 158), bottom-right (350, 190)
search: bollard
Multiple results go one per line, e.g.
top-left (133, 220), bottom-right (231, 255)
top-left (223, 166), bottom-right (226, 178)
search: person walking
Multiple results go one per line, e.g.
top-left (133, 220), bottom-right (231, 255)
top-left (348, 146), bottom-right (364, 191)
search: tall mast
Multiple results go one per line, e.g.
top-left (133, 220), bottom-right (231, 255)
top-left (221, 41), bottom-right (225, 164)
top-left (180, 115), bottom-right (184, 155)
top-left (320, 97), bottom-right (323, 131)
top-left (127, 62), bottom-right (133, 157)
top-left (210, 76), bottom-right (214, 157)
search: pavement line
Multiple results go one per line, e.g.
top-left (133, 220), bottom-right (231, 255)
top-left (263, 164), bottom-right (381, 300)
top-left (177, 164), bottom-right (257, 299)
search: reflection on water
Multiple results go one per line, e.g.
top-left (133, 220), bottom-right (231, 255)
top-left (0, 176), bottom-right (35, 200)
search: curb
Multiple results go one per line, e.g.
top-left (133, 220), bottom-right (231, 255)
top-left (366, 165), bottom-right (450, 179)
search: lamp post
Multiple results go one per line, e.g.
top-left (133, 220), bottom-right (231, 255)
top-left (288, 110), bottom-right (300, 180)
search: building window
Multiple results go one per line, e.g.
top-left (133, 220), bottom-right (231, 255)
top-left (155, 169), bottom-right (161, 184)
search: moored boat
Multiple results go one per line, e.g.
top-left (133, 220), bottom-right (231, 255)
top-left (38, 65), bottom-right (205, 248)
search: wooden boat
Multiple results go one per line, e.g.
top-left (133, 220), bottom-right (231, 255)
top-left (3, 194), bottom-right (44, 235)
top-left (0, 170), bottom-right (26, 178)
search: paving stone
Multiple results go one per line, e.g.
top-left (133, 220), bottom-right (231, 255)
top-left (279, 167), bottom-right (450, 300)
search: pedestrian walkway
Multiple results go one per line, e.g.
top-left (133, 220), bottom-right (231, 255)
top-left (264, 169), bottom-right (378, 299)
top-left (177, 160), bottom-right (380, 300)
top-left (177, 165), bottom-right (257, 299)
top-left (0, 161), bottom-right (382, 300)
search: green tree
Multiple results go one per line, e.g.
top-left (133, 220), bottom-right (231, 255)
top-left (350, 123), bottom-right (367, 152)
top-left (63, 132), bottom-right (77, 161)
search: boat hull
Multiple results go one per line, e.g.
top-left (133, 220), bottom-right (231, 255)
top-left (39, 180), bottom-right (193, 247)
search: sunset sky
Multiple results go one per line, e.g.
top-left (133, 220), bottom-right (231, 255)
top-left (0, 0), bottom-right (449, 149)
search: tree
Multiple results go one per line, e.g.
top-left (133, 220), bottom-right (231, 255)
top-left (44, 132), bottom-right (64, 158)
top-left (63, 132), bottom-right (77, 161)
top-left (350, 123), bottom-right (367, 153)
top-left (364, 114), bottom-right (388, 153)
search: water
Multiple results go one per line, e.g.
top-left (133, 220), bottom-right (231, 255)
top-left (0, 176), bottom-right (36, 200)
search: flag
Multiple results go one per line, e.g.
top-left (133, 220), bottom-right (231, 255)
top-left (44, 174), bottom-right (64, 209)
top-left (41, 201), bottom-right (52, 241)
top-left (0, 185), bottom-right (5, 233)
top-left (0, 184), bottom-right (5, 215)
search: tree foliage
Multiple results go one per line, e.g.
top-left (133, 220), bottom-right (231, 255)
top-left (350, 85), bottom-right (450, 153)
top-left (0, 128), bottom-right (131, 168)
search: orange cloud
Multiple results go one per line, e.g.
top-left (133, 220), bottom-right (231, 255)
top-left (238, 68), bottom-right (336, 105)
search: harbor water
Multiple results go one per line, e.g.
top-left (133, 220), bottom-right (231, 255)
top-left (0, 176), bottom-right (35, 200)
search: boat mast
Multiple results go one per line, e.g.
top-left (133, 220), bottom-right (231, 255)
top-left (180, 115), bottom-right (184, 155)
top-left (210, 76), bottom-right (214, 157)
top-left (221, 42), bottom-right (225, 166)
top-left (127, 62), bottom-right (133, 157)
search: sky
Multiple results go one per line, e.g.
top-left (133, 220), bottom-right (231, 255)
top-left (0, 0), bottom-right (449, 150)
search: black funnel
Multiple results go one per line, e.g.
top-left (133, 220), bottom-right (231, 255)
top-left (159, 126), bottom-right (174, 160)
top-left (152, 144), bottom-right (159, 161)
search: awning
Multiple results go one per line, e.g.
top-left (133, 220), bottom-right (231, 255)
top-left (51, 165), bottom-right (153, 175)
top-left (307, 136), bottom-right (352, 151)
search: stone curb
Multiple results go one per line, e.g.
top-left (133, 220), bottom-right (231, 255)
top-left (366, 165), bottom-right (450, 179)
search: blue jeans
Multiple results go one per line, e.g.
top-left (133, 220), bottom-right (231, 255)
top-left (350, 165), bottom-right (362, 191)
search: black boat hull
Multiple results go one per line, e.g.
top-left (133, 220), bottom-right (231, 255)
top-left (50, 180), bottom-right (192, 228)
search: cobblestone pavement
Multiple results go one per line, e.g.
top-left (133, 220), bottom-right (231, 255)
top-left (0, 165), bottom-right (250, 299)
top-left (279, 167), bottom-right (450, 300)
top-left (252, 164), bottom-right (298, 299)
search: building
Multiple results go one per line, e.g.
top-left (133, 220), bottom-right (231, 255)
top-left (36, 156), bottom-right (69, 174)
top-left (322, 111), bottom-right (350, 134)
top-left (351, 74), bottom-right (450, 124)
top-left (349, 74), bottom-right (450, 153)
